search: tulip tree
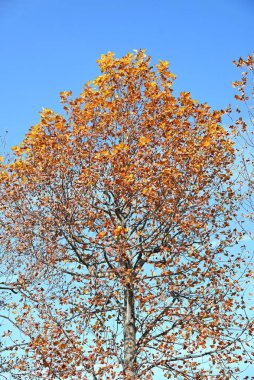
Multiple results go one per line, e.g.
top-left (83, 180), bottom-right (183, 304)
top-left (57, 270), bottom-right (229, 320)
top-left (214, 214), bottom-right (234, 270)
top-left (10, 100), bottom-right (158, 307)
top-left (0, 51), bottom-right (253, 379)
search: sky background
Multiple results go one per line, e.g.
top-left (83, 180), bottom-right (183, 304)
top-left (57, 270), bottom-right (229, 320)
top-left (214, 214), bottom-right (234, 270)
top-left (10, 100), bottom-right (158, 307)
top-left (0, 0), bottom-right (253, 150)
top-left (0, 0), bottom-right (253, 378)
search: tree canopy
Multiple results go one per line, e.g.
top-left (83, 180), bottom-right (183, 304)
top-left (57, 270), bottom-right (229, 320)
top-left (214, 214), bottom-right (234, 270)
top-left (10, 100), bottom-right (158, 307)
top-left (0, 50), bottom-right (253, 380)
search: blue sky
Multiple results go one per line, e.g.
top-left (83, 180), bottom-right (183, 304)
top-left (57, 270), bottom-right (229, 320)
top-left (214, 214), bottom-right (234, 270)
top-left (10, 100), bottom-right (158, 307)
top-left (0, 0), bottom-right (254, 378)
top-left (0, 0), bottom-right (253, 150)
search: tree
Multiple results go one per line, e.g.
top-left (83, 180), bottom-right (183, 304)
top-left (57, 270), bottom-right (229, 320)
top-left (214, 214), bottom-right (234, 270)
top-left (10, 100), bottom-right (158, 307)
top-left (0, 50), bottom-right (253, 379)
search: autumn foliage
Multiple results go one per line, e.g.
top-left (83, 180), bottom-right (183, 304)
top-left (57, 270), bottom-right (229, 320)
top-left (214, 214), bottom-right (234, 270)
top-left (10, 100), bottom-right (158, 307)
top-left (0, 51), bottom-right (253, 379)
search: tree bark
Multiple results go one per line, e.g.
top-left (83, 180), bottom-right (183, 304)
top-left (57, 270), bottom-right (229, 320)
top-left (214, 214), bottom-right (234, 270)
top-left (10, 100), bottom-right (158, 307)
top-left (123, 285), bottom-right (137, 379)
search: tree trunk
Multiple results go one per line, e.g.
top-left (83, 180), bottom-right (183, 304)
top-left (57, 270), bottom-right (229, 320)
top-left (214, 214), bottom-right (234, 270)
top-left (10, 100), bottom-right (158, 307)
top-left (123, 285), bottom-right (136, 379)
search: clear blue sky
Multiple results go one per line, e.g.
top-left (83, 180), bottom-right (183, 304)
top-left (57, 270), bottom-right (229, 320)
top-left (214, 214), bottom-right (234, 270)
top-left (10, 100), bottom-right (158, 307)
top-left (0, 0), bottom-right (253, 149)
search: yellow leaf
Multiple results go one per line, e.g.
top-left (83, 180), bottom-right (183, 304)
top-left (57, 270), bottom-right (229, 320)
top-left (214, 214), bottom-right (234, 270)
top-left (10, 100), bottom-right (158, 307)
top-left (202, 136), bottom-right (211, 147)
top-left (138, 136), bottom-right (151, 146)
top-left (142, 186), bottom-right (153, 195)
top-left (11, 146), bottom-right (22, 156)
top-left (113, 142), bottom-right (129, 153)
top-left (98, 231), bottom-right (107, 238)
top-left (114, 226), bottom-right (123, 235)
top-left (113, 226), bottom-right (128, 237)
